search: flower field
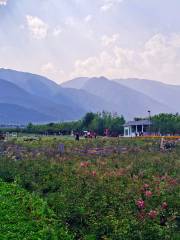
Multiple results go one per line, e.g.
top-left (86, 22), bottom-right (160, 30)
top-left (0, 137), bottom-right (179, 239)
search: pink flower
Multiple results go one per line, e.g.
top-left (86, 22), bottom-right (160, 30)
top-left (169, 179), bottom-right (177, 185)
top-left (161, 176), bottom-right (166, 181)
top-left (162, 202), bottom-right (168, 209)
top-left (80, 162), bottom-right (85, 167)
top-left (80, 162), bottom-right (89, 167)
top-left (136, 199), bottom-right (145, 209)
top-left (148, 210), bottom-right (158, 219)
top-left (92, 171), bottom-right (97, 176)
top-left (144, 184), bottom-right (149, 189)
top-left (145, 190), bottom-right (152, 198)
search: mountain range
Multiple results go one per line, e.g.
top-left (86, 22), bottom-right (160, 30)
top-left (0, 68), bottom-right (179, 124)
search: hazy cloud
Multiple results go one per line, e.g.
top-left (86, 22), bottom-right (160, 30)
top-left (41, 62), bottom-right (57, 74)
top-left (1, 0), bottom-right (180, 84)
top-left (0, 0), bottom-right (8, 6)
top-left (84, 15), bottom-right (93, 23)
top-left (26, 15), bottom-right (49, 40)
top-left (52, 26), bottom-right (63, 37)
top-left (65, 17), bottom-right (77, 26)
top-left (71, 33), bottom-right (180, 84)
top-left (101, 0), bottom-right (123, 12)
top-left (41, 62), bottom-right (66, 83)
top-left (101, 34), bottom-right (120, 46)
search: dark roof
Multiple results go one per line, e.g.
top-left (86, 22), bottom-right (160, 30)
top-left (124, 119), bottom-right (152, 127)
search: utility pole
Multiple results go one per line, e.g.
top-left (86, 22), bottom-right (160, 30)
top-left (148, 110), bottom-right (151, 136)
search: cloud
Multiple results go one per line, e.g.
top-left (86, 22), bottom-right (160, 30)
top-left (41, 62), bottom-right (66, 83)
top-left (101, 0), bottom-right (123, 12)
top-left (0, 0), bottom-right (8, 6)
top-left (52, 26), bottom-right (62, 37)
top-left (71, 33), bottom-right (180, 84)
top-left (84, 15), bottom-right (93, 23)
top-left (101, 34), bottom-right (120, 47)
top-left (41, 62), bottom-right (57, 74)
top-left (26, 15), bottom-right (49, 40)
top-left (65, 17), bottom-right (77, 26)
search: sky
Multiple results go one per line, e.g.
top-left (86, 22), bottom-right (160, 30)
top-left (0, 0), bottom-right (180, 84)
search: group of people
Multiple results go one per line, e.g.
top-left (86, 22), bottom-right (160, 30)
top-left (74, 131), bottom-right (97, 141)
top-left (84, 131), bottom-right (97, 139)
top-left (135, 132), bottom-right (144, 137)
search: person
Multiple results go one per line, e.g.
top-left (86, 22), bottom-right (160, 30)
top-left (75, 133), bottom-right (80, 141)
top-left (0, 132), bottom-right (5, 141)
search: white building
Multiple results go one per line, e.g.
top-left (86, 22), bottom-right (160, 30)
top-left (124, 120), bottom-right (152, 137)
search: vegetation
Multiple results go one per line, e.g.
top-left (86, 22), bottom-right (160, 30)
top-left (2, 112), bottom-right (180, 137)
top-left (0, 180), bottom-right (72, 240)
top-left (0, 137), bottom-right (179, 239)
top-left (152, 113), bottom-right (180, 135)
top-left (26, 112), bottom-right (125, 136)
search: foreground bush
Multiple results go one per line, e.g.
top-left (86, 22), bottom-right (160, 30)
top-left (0, 180), bottom-right (72, 240)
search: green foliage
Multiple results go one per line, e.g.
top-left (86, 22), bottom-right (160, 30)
top-left (0, 180), bottom-right (72, 240)
top-left (21, 111), bottom-right (125, 136)
top-left (0, 137), bottom-right (179, 239)
top-left (3, 112), bottom-right (180, 136)
top-left (82, 112), bottom-right (97, 128)
top-left (152, 113), bottom-right (180, 134)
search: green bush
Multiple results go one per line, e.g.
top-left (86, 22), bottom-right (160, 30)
top-left (0, 180), bottom-right (72, 240)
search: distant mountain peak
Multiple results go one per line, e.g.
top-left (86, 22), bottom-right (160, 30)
top-left (0, 69), bottom-right (179, 123)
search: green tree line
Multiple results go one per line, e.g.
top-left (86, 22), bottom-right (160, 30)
top-left (1, 112), bottom-right (180, 136)
top-left (26, 112), bottom-right (125, 136)
top-left (151, 113), bottom-right (180, 135)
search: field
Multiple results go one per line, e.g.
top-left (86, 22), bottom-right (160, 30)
top-left (0, 136), bottom-right (179, 239)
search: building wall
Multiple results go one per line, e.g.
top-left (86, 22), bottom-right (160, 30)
top-left (124, 126), bottom-right (131, 137)
top-left (124, 125), bottom-right (149, 137)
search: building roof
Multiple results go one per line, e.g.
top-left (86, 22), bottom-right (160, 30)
top-left (124, 119), bottom-right (152, 127)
